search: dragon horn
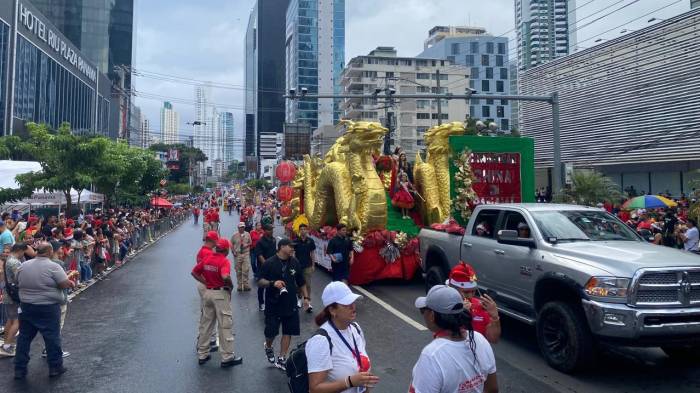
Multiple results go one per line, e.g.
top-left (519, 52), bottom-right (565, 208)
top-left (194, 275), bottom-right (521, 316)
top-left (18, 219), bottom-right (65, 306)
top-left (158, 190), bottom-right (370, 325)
top-left (415, 152), bottom-right (424, 165)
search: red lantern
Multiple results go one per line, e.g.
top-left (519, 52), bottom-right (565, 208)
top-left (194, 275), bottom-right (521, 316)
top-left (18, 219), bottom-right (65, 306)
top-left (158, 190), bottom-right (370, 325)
top-left (279, 204), bottom-right (292, 217)
top-left (277, 185), bottom-right (293, 202)
top-left (276, 161), bottom-right (296, 183)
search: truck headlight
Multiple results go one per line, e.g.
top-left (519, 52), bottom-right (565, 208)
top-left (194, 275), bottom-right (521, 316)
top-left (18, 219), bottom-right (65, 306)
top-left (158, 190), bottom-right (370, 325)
top-left (584, 277), bottom-right (630, 299)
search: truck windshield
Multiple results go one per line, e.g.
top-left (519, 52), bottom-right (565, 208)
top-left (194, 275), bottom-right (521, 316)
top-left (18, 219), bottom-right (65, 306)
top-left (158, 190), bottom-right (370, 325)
top-left (531, 210), bottom-right (640, 242)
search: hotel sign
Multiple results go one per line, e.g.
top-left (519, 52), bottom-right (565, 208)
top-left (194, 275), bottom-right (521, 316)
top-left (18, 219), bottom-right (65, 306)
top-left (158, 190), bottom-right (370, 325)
top-left (18, 3), bottom-right (97, 83)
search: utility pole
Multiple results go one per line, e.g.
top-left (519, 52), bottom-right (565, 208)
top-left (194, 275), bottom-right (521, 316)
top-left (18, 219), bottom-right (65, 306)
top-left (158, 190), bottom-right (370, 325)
top-left (436, 69), bottom-right (443, 125)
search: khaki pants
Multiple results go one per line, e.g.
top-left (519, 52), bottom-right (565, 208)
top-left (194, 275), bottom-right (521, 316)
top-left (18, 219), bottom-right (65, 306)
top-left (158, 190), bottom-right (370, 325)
top-left (303, 266), bottom-right (314, 299)
top-left (197, 289), bottom-right (234, 360)
top-left (235, 253), bottom-right (251, 290)
top-left (196, 281), bottom-right (217, 342)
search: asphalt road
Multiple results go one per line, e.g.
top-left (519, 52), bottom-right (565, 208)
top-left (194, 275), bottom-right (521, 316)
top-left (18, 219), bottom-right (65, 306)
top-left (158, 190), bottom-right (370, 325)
top-left (2, 211), bottom-right (700, 392)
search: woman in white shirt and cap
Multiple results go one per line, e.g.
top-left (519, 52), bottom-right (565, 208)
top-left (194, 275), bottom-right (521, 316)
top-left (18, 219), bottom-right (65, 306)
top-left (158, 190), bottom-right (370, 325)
top-left (306, 281), bottom-right (380, 393)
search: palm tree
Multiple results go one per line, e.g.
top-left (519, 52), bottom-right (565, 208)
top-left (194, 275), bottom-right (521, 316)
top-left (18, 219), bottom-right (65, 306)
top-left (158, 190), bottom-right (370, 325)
top-left (555, 170), bottom-right (621, 206)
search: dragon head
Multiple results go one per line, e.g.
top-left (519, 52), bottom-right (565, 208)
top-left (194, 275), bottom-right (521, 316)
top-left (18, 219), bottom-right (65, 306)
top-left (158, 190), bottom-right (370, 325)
top-left (424, 121), bottom-right (466, 155)
top-left (344, 121), bottom-right (388, 154)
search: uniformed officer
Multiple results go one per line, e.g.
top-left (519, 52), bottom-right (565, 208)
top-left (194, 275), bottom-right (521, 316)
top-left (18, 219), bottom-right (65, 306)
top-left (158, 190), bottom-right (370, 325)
top-left (230, 222), bottom-right (252, 292)
top-left (191, 238), bottom-right (243, 368)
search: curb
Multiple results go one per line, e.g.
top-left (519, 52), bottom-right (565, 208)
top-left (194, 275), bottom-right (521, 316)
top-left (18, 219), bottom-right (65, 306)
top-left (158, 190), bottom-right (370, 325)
top-left (67, 220), bottom-right (186, 301)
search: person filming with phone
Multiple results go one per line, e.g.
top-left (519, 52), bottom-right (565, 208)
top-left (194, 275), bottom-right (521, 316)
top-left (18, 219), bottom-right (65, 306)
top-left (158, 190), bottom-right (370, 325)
top-left (445, 261), bottom-right (501, 344)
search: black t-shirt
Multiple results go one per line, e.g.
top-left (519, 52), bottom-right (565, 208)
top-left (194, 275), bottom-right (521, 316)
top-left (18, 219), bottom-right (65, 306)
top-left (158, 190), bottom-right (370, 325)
top-left (254, 235), bottom-right (276, 263)
top-left (293, 237), bottom-right (316, 269)
top-left (326, 235), bottom-right (352, 266)
top-left (259, 254), bottom-right (305, 316)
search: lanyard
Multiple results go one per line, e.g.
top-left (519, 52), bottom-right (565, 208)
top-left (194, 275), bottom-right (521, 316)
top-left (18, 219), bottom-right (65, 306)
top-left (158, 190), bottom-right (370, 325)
top-left (329, 320), bottom-right (361, 370)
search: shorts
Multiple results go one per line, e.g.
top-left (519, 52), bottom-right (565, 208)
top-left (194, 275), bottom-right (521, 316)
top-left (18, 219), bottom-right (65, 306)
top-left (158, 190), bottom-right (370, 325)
top-left (331, 262), bottom-right (349, 282)
top-left (4, 302), bottom-right (19, 320)
top-left (264, 310), bottom-right (300, 338)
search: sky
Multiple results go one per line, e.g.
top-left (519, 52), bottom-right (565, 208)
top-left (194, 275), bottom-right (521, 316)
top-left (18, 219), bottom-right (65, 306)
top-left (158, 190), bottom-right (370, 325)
top-left (133, 0), bottom-right (690, 148)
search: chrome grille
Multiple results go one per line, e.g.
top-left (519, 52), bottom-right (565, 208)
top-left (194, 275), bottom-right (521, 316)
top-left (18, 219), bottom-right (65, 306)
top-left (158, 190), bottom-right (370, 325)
top-left (632, 268), bottom-right (700, 307)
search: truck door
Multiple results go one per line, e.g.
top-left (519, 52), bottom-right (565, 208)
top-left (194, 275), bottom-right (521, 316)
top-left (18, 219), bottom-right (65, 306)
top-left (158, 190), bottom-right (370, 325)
top-left (461, 209), bottom-right (502, 292)
top-left (494, 210), bottom-right (538, 313)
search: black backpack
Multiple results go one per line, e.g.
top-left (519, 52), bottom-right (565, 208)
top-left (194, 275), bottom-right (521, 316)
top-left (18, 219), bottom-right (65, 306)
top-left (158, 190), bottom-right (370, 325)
top-left (286, 329), bottom-right (333, 393)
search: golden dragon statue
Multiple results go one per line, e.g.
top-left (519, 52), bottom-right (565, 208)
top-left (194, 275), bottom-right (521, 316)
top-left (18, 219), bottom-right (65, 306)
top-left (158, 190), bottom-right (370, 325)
top-left (298, 120), bottom-right (388, 234)
top-left (413, 121), bottom-right (466, 225)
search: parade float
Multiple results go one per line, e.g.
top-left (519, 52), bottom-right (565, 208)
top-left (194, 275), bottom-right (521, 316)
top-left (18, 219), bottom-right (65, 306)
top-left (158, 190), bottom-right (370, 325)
top-left (277, 120), bottom-right (535, 285)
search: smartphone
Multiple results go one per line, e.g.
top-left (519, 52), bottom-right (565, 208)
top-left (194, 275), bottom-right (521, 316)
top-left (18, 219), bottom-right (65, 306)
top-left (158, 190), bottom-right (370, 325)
top-left (484, 288), bottom-right (498, 299)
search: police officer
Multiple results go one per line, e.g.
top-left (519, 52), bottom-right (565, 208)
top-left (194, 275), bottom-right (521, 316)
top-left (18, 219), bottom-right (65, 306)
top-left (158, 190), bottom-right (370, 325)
top-left (230, 222), bottom-right (252, 292)
top-left (191, 238), bottom-right (243, 368)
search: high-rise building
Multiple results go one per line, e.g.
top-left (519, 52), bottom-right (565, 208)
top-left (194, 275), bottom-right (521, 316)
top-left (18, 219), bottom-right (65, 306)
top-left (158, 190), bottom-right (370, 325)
top-left (194, 84), bottom-right (217, 166)
top-left (285, 0), bottom-right (345, 128)
top-left (418, 26), bottom-right (511, 131)
top-left (30, 0), bottom-right (134, 138)
top-left (341, 47), bottom-right (469, 158)
top-left (515, 0), bottom-right (577, 70)
top-left (245, 0), bottom-right (289, 164)
top-left (142, 117), bottom-right (153, 147)
top-left (693, 0), bottom-right (700, 9)
top-left (219, 112), bottom-right (235, 165)
top-left (160, 102), bottom-right (179, 144)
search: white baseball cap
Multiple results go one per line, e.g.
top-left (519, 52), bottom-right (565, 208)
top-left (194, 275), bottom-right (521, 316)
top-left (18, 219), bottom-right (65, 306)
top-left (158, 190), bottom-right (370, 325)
top-left (321, 281), bottom-right (362, 307)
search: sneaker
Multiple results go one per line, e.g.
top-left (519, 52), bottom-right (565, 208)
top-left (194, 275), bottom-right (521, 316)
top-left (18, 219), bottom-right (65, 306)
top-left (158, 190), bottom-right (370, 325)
top-left (259, 304), bottom-right (265, 312)
top-left (297, 298), bottom-right (302, 308)
top-left (306, 305), bottom-right (314, 314)
top-left (0, 345), bottom-right (15, 357)
top-left (210, 341), bottom-right (219, 352)
top-left (221, 355), bottom-right (243, 368)
top-left (42, 349), bottom-right (70, 358)
top-left (264, 344), bottom-right (275, 364)
top-left (198, 355), bottom-right (211, 365)
top-left (49, 365), bottom-right (67, 378)
top-left (275, 356), bottom-right (287, 371)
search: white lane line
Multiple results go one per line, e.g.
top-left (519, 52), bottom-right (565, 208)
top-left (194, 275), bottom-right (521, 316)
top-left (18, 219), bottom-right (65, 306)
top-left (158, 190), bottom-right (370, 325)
top-left (352, 285), bottom-right (428, 331)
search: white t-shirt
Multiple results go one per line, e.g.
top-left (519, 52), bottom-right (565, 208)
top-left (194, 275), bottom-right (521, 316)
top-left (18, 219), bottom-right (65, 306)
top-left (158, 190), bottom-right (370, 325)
top-left (409, 332), bottom-right (496, 393)
top-left (684, 227), bottom-right (699, 251)
top-left (306, 322), bottom-right (368, 393)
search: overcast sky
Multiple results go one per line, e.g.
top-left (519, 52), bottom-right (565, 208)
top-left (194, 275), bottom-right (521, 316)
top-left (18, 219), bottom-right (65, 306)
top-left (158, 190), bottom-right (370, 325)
top-left (133, 0), bottom-right (690, 146)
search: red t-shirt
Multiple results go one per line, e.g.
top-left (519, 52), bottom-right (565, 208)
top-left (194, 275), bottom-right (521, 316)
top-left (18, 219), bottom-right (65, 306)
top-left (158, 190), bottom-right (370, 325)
top-left (250, 229), bottom-right (263, 247)
top-left (192, 253), bottom-right (231, 289)
top-left (193, 208), bottom-right (200, 216)
top-left (469, 298), bottom-right (491, 337)
top-left (196, 246), bottom-right (213, 265)
top-left (210, 211), bottom-right (219, 222)
top-left (637, 220), bottom-right (652, 231)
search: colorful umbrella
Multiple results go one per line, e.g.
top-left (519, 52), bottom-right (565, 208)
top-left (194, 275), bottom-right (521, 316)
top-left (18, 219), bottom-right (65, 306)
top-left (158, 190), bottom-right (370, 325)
top-left (622, 195), bottom-right (677, 210)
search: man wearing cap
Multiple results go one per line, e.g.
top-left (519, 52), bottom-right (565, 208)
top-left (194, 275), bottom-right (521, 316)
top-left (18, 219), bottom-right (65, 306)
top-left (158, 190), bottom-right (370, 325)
top-left (258, 238), bottom-right (309, 370)
top-left (14, 241), bottom-right (76, 379)
top-left (411, 285), bottom-right (498, 393)
top-left (230, 222), bottom-right (252, 291)
top-left (254, 224), bottom-right (276, 311)
top-left (446, 262), bottom-right (500, 344)
top-left (191, 238), bottom-right (243, 368)
top-left (0, 219), bottom-right (15, 249)
top-left (196, 231), bottom-right (220, 350)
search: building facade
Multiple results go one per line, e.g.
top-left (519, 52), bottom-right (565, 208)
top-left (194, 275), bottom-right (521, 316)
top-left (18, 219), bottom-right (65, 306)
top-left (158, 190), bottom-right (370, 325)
top-left (245, 0), bottom-right (289, 168)
top-left (219, 111), bottom-right (235, 165)
top-left (515, 0), bottom-right (576, 71)
top-left (693, 0), bottom-right (700, 9)
top-left (341, 47), bottom-right (469, 158)
top-left (311, 124), bottom-right (340, 157)
top-left (519, 7), bottom-right (700, 195)
top-left (285, 0), bottom-right (345, 129)
top-left (259, 131), bottom-right (283, 179)
top-left (418, 26), bottom-right (511, 131)
top-left (30, 0), bottom-right (134, 139)
top-left (0, 1), bottom-right (111, 137)
top-left (160, 101), bottom-right (179, 144)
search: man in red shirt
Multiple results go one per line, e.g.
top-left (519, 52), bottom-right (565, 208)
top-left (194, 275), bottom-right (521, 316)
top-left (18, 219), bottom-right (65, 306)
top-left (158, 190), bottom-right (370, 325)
top-left (196, 231), bottom-right (220, 351)
top-left (446, 261), bottom-right (501, 344)
top-left (191, 238), bottom-right (243, 368)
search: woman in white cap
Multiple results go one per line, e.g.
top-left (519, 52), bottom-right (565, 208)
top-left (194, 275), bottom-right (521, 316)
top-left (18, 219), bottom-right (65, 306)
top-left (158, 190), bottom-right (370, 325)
top-left (306, 281), bottom-right (379, 392)
top-left (410, 285), bottom-right (498, 393)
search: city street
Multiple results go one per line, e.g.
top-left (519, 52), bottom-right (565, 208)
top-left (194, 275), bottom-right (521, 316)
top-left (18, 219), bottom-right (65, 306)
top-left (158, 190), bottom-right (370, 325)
top-left (2, 211), bottom-right (700, 392)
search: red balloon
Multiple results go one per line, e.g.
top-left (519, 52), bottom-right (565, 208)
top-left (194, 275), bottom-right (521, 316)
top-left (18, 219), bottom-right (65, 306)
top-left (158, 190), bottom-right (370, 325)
top-left (276, 161), bottom-right (296, 183)
top-left (277, 185), bottom-right (294, 202)
top-left (279, 204), bottom-right (292, 217)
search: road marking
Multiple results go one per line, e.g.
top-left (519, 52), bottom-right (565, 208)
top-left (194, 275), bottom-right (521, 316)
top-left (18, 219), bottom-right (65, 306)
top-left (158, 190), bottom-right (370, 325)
top-left (352, 285), bottom-right (428, 331)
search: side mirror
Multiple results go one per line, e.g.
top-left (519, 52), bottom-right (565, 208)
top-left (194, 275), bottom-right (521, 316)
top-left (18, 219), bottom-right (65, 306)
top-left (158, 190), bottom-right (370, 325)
top-left (497, 230), bottom-right (537, 248)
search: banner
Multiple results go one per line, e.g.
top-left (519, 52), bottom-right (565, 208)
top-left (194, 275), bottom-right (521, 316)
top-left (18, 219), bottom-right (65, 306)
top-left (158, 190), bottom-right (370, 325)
top-left (469, 152), bottom-right (522, 204)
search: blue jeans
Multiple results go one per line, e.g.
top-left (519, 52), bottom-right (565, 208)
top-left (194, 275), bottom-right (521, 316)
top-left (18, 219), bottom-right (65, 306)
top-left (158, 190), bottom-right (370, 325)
top-left (80, 258), bottom-right (93, 281)
top-left (15, 303), bottom-right (63, 373)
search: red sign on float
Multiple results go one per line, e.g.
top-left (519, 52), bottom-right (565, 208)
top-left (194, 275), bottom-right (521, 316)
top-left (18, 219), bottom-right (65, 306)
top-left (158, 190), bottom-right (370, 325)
top-left (469, 152), bottom-right (522, 204)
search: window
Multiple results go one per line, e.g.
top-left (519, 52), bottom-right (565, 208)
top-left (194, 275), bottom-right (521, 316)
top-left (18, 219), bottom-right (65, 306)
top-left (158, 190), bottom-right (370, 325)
top-left (469, 80), bottom-right (475, 89)
top-left (497, 42), bottom-right (506, 54)
top-left (500, 68), bottom-right (508, 79)
top-left (471, 209), bottom-right (500, 238)
top-left (501, 99), bottom-right (509, 105)
top-left (501, 119), bottom-right (509, 130)
top-left (416, 99), bottom-right (430, 109)
top-left (497, 106), bottom-right (505, 117)
top-left (482, 106), bottom-right (491, 117)
top-left (469, 106), bottom-right (475, 116)
top-left (431, 73), bottom-right (448, 80)
top-left (471, 67), bottom-right (479, 79)
top-left (417, 86), bottom-right (430, 93)
top-left (496, 55), bottom-right (504, 67)
top-left (496, 80), bottom-right (504, 93)
top-left (486, 99), bottom-right (494, 105)
top-left (451, 43), bottom-right (460, 55)
top-left (485, 67), bottom-right (493, 79)
top-left (385, 71), bottom-right (394, 78)
top-left (465, 55), bottom-right (474, 66)
top-left (416, 73), bottom-right (430, 80)
top-left (362, 71), bottom-right (377, 78)
top-left (500, 211), bottom-right (530, 237)
top-left (416, 113), bottom-right (430, 119)
top-left (470, 42), bottom-right (479, 53)
top-left (481, 55), bottom-right (489, 66)
top-left (481, 80), bottom-right (489, 92)
top-left (486, 42), bottom-right (494, 54)
top-left (416, 59), bottom-right (428, 66)
top-left (470, 98), bottom-right (480, 105)
top-left (431, 87), bottom-right (447, 94)
top-left (431, 113), bottom-right (449, 120)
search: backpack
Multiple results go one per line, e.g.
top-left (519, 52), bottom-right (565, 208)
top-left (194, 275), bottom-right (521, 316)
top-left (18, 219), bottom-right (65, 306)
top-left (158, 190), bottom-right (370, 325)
top-left (286, 328), bottom-right (333, 393)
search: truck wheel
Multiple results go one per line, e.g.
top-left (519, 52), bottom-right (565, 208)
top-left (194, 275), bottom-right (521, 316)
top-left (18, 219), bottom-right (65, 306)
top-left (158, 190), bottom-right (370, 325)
top-left (662, 346), bottom-right (700, 361)
top-left (536, 301), bottom-right (595, 373)
top-left (425, 266), bottom-right (446, 293)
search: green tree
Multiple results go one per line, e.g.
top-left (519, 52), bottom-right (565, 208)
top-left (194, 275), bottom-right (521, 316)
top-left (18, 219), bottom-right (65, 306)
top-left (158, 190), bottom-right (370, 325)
top-left (15, 122), bottom-right (108, 215)
top-left (555, 170), bottom-right (622, 206)
top-left (166, 182), bottom-right (192, 195)
top-left (245, 178), bottom-right (270, 190)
